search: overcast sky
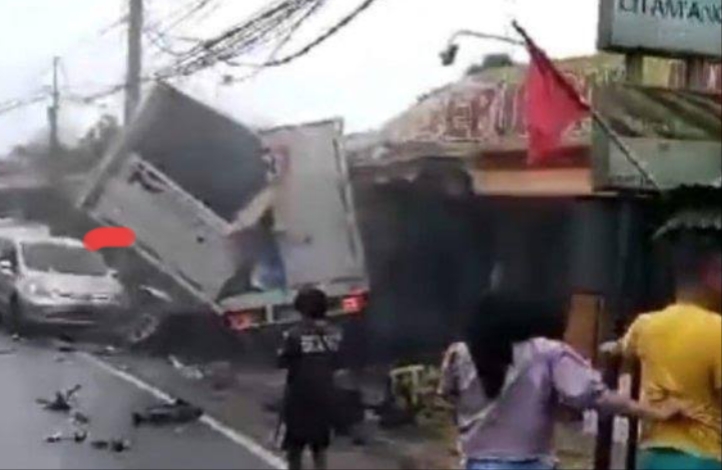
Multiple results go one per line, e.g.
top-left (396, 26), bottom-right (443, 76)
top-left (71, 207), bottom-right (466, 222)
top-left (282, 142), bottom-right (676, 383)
top-left (0, 0), bottom-right (599, 153)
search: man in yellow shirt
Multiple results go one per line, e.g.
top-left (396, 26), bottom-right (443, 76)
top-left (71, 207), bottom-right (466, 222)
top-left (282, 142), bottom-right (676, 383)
top-left (608, 244), bottom-right (721, 470)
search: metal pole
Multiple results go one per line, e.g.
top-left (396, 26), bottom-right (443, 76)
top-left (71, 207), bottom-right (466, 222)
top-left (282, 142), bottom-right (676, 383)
top-left (589, 109), bottom-right (660, 191)
top-left (125, 0), bottom-right (143, 124)
top-left (684, 58), bottom-right (707, 91)
top-left (594, 199), bottom-right (634, 470)
top-left (49, 56), bottom-right (60, 157)
top-left (626, 360), bottom-right (642, 470)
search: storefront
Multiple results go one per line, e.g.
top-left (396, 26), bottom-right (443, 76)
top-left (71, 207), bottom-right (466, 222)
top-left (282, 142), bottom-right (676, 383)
top-left (349, 53), bottom-right (721, 362)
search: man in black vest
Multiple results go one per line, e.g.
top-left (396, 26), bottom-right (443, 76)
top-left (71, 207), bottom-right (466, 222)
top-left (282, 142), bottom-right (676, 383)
top-left (279, 288), bottom-right (342, 470)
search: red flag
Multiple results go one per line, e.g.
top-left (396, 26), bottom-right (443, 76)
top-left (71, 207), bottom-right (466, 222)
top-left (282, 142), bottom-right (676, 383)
top-left (514, 23), bottom-right (590, 165)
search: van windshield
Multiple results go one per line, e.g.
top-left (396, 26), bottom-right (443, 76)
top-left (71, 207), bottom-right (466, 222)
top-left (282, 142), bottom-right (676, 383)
top-left (21, 242), bottom-right (109, 276)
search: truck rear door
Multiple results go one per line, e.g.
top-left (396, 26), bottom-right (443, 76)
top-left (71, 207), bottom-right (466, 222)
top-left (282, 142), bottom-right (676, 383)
top-left (261, 119), bottom-right (367, 291)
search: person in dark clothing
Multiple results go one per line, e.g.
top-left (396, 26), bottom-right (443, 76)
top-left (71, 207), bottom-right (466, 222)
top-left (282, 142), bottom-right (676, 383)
top-left (278, 288), bottom-right (342, 470)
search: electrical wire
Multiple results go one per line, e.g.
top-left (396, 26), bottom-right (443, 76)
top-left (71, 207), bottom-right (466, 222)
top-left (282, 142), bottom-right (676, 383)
top-left (169, 0), bottom-right (379, 79)
top-left (158, 0), bottom-right (214, 34)
top-left (221, 0), bottom-right (327, 82)
top-left (0, 93), bottom-right (48, 118)
top-left (11, 0), bottom-right (381, 108)
top-left (155, 0), bottom-right (323, 77)
top-left (262, 0), bottom-right (378, 68)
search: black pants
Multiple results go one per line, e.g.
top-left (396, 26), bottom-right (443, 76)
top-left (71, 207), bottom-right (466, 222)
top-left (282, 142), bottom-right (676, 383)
top-left (282, 400), bottom-right (332, 453)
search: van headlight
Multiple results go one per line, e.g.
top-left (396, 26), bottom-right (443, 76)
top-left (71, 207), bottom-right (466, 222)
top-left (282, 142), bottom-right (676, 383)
top-left (25, 282), bottom-right (53, 299)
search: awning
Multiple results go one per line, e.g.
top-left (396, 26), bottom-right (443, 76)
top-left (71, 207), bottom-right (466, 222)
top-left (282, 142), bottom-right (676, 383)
top-left (592, 85), bottom-right (722, 192)
top-left (655, 207), bottom-right (722, 239)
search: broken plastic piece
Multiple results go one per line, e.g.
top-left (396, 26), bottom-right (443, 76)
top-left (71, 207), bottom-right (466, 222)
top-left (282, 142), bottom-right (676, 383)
top-left (71, 410), bottom-right (90, 425)
top-left (111, 439), bottom-right (131, 453)
top-left (37, 385), bottom-right (82, 413)
top-left (91, 440), bottom-right (109, 450)
top-left (45, 432), bottom-right (63, 443)
top-left (132, 399), bottom-right (203, 427)
top-left (169, 356), bottom-right (204, 380)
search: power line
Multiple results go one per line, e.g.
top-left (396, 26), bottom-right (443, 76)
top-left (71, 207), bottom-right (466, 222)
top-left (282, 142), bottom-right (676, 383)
top-left (8, 0), bottom-right (381, 111)
top-left (1, 11), bottom-right (129, 114)
top-left (262, 0), bottom-right (379, 68)
top-left (192, 0), bottom-right (380, 77)
top-left (221, 0), bottom-right (328, 82)
top-left (155, 0), bottom-right (323, 77)
top-left (146, 0), bottom-right (211, 34)
top-left (0, 93), bottom-right (48, 118)
top-left (157, 0), bottom-right (215, 35)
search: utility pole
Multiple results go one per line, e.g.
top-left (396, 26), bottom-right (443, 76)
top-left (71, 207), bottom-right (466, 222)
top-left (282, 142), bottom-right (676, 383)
top-left (125, 0), bottom-right (143, 124)
top-left (48, 56), bottom-right (60, 157)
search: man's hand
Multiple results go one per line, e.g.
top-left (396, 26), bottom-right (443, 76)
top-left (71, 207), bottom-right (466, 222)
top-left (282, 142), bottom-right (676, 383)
top-left (599, 340), bottom-right (622, 358)
top-left (642, 399), bottom-right (686, 421)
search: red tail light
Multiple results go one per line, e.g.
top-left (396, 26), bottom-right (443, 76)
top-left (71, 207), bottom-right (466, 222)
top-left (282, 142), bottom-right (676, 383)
top-left (225, 311), bottom-right (257, 331)
top-left (342, 291), bottom-right (367, 314)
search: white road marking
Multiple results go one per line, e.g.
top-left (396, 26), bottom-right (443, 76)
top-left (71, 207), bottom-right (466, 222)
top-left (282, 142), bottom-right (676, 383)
top-left (79, 352), bottom-right (285, 470)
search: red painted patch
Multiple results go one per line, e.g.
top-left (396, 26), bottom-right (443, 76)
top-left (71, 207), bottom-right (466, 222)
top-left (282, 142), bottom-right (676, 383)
top-left (83, 227), bottom-right (136, 252)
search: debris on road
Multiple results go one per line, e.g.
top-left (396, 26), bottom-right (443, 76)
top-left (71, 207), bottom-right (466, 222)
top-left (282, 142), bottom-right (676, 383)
top-left (71, 410), bottom-right (91, 425)
top-left (44, 430), bottom-right (87, 444)
top-left (91, 440), bottom-right (109, 450)
top-left (132, 399), bottom-right (203, 427)
top-left (91, 439), bottom-right (132, 453)
top-left (169, 356), bottom-right (204, 381)
top-left (44, 432), bottom-right (63, 443)
top-left (36, 385), bottom-right (82, 412)
top-left (94, 345), bottom-right (118, 357)
top-left (111, 439), bottom-right (132, 453)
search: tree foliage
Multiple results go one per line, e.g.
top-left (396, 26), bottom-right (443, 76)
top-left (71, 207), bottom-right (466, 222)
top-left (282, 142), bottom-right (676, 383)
top-left (465, 53), bottom-right (515, 76)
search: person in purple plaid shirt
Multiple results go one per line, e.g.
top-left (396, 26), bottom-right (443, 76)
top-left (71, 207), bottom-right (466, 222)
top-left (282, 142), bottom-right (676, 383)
top-left (439, 294), bottom-right (682, 470)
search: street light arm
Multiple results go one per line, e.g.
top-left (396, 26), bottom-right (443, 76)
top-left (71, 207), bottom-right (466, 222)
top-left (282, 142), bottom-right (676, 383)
top-left (446, 30), bottom-right (525, 48)
top-left (440, 29), bottom-right (525, 66)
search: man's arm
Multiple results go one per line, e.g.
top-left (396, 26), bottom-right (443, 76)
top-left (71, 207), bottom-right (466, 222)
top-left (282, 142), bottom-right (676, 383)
top-left (551, 341), bottom-right (682, 421)
top-left (277, 330), bottom-right (300, 369)
top-left (600, 314), bottom-right (649, 361)
top-left (437, 343), bottom-right (461, 401)
top-left (597, 393), bottom-right (684, 421)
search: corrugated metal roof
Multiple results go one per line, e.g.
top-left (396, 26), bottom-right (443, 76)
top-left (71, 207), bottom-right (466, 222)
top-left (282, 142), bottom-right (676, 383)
top-left (655, 208), bottom-right (722, 239)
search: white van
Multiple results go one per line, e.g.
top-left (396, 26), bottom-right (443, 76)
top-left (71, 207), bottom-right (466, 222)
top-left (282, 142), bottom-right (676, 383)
top-left (0, 235), bottom-right (128, 333)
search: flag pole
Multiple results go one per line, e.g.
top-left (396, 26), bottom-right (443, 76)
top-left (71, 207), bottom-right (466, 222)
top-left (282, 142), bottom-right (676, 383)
top-left (511, 21), bottom-right (661, 191)
top-left (589, 109), bottom-right (661, 191)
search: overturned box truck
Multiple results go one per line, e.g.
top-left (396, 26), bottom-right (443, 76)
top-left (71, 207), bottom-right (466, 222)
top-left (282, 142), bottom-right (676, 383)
top-left (77, 84), bottom-right (368, 331)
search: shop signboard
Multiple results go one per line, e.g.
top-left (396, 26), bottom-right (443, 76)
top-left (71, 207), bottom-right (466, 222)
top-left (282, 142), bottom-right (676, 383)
top-left (380, 55), bottom-right (720, 157)
top-left (598, 0), bottom-right (722, 58)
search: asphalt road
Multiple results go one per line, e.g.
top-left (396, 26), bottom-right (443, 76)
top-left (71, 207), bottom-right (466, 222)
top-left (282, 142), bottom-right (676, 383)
top-left (0, 333), bottom-right (283, 470)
